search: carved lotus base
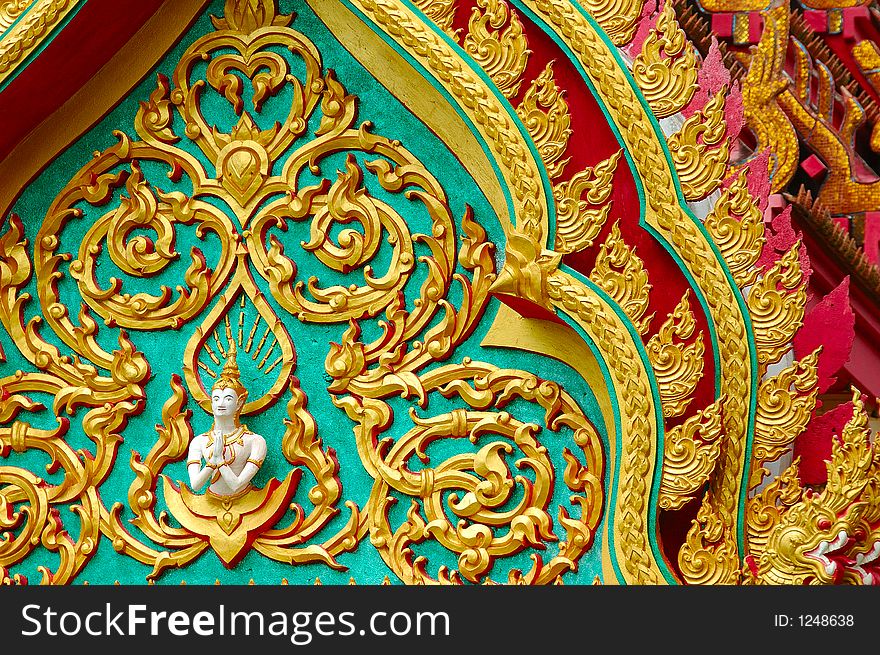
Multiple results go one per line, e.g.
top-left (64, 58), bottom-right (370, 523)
top-left (161, 470), bottom-right (302, 567)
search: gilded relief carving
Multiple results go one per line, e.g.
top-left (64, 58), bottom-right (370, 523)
top-left (0, 0), bottom-right (606, 584)
top-left (0, 0), bottom-right (870, 588)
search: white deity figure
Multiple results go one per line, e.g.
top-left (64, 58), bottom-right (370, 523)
top-left (187, 344), bottom-right (267, 497)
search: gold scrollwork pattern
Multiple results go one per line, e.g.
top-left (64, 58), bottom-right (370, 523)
top-left (749, 350), bottom-right (819, 490)
top-left (703, 170), bottom-right (765, 288)
top-left (0, 1), bottom-right (32, 32)
top-left (102, 0), bottom-right (508, 579)
top-left (552, 150), bottom-right (620, 255)
top-left (516, 62), bottom-right (572, 181)
top-left (589, 222), bottom-right (653, 336)
top-left (1, 0), bottom-right (852, 589)
top-left (646, 291), bottom-right (704, 419)
top-left (0, 0), bottom-right (621, 585)
top-left (747, 244), bottom-right (807, 372)
top-left (658, 398), bottom-right (723, 511)
top-left (577, 0), bottom-right (644, 47)
top-left (338, 363), bottom-right (604, 584)
top-left (518, 0), bottom-right (754, 585)
top-left (352, 0), bottom-right (549, 241)
top-left (667, 88), bottom-right (729, 201)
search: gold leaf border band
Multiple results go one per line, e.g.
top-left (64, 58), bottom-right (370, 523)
top-left (518, 0), bottom-right (755, 584)
top-left (0, 0), bottom-right (81, 87)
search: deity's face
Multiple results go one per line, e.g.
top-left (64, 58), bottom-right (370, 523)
top-left (211, 387), bottom-right (242, 420)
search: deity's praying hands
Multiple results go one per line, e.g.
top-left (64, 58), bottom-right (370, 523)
top-left (187, 344), bottom-right (267, 497)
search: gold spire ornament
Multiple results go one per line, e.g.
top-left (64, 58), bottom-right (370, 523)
top-left (210, 343), bottom-right (248, 427)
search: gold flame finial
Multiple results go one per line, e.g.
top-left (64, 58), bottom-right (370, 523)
top-left (220, 342), bottom-right (240, 381)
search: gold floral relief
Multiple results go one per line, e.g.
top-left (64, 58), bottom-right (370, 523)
top-left (747, 244), bottom-right (807, 372)
top-left (0, 0), bottom-right (32, 32)
top-left (646, 291), bottom-right (704, 419)
top-left (338, 363), bottom-right (605, 585)
top-left (703, 170), bottom-right (765, 289)
top-left (2, 0), bottom-right (854, 589)
top-left (744, 462), bottom-right (803, 565)
top-left (352, 0), bottom-right (550, 240)
top-left (749, 350), bottom-right (819, 490)
top-left (522, 0), bottom-right (753, 585)
top-left (0, 0), bottom-right (623, 584)
top-left (667, 88), bottom-right (729, 201)
top-left (576, 0), bottom-right (644, 47)
top-left (101, 0), bottom-right (509, 579)
top-left (658, 398), bottom-right (723, 511)
top-left (589, 222), bottom-right (654, 335)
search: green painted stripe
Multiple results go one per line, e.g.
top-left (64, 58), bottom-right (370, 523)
top-left (0, 1), bottom-right (40, 37)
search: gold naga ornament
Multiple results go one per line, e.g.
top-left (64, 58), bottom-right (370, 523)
top-left (0, 0), bottom-right (874, 586)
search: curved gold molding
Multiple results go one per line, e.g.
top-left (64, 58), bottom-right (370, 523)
top-left (0, 0), bottom-right (210, 219)
top-left (546, 270), bottom-right (660, 584)
top-left (0, 0), bottom-right (80, 86)
top-left (307, 0), bottom-right (509, 231)
top-left (0, 1), bottom-right (36, 33)
top-left (347, 0), bottom-right (551, 244)
top-left (481, 302), bottom-right (614, 439)
top-left (519, 0), bottom-right (754, 584)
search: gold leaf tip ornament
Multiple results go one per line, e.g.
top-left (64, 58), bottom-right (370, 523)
top-left (216, 342), bottom-right (241, 386)
top-left (632, 2), bottom-right (698, 119)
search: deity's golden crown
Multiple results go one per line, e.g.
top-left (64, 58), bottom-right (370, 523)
top-left (212, 343), bottom-right (245, 394)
